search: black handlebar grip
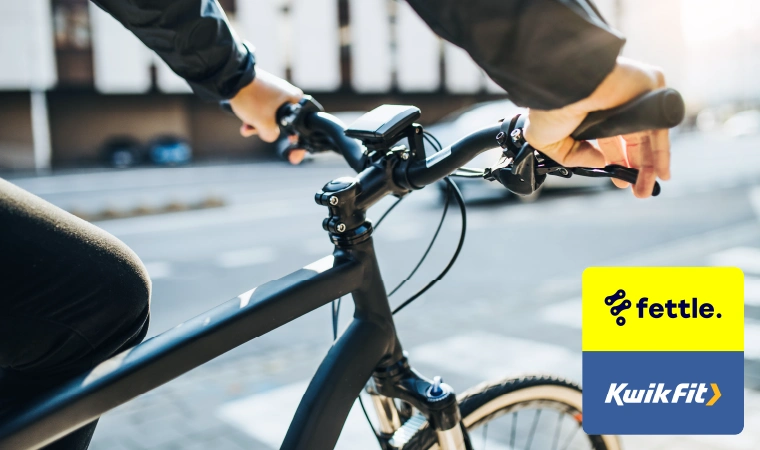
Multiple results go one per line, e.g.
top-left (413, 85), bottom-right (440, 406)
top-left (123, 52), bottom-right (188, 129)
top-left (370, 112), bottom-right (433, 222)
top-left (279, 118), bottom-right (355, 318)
top-left (571, 88), bottom-right (685, 141)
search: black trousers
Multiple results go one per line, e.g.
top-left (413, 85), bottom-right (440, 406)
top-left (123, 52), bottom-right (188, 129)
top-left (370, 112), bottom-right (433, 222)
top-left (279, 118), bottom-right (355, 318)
top-left (0, 178), bottom-right (151, 449)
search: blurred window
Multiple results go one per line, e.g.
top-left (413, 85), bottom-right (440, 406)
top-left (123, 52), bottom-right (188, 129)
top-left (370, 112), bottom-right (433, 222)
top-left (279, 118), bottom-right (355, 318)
top-left (53, 0), bottom-right (94, 87)
top-left (54, 2), bottom-right (90, 50)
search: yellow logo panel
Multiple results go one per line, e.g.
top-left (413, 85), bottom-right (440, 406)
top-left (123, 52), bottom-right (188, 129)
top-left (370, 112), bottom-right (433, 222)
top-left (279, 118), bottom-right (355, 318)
top-left (582, 267), bottom-right (744, 352)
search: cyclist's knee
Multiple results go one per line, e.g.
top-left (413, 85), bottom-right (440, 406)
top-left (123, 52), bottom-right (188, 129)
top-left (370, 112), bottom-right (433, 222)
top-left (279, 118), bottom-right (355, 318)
top-left (0, 236), bottom-right (151, 405)
top-left (45, 233), bottom-right (152, 373)
top-left (92, 239), bottom-right (152, 354)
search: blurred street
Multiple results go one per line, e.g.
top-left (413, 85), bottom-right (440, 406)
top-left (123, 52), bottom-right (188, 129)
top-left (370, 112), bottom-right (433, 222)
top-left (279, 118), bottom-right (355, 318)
top-left (7, 131), bottom-right (760, 450)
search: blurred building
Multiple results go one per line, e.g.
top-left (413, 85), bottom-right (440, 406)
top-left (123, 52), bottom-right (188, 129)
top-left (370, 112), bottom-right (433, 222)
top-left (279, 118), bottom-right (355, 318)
top-left (0, 0), bottom-right (756, 169)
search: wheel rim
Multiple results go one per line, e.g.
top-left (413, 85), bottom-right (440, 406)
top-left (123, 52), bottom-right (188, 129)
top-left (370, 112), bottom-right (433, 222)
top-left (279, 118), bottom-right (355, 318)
top-left (458, 385), bottom-right (620, 450)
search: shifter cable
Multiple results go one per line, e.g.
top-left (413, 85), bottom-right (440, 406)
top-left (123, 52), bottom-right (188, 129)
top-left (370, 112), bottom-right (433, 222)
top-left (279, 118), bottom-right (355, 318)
top-left (389, 132), bottom-right (468, 315)
top-left (392, 177), bottom-right (466, 315)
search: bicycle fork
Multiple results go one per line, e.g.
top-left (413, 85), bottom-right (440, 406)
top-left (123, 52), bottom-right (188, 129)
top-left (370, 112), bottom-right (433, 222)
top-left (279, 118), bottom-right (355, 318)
top-left (368, 356), bottom-right (469, 450)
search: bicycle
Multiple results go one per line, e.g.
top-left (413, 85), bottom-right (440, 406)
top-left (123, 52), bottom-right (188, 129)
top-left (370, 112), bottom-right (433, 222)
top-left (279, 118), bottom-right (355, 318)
top-left (0, 88), bottom-right (684, 450)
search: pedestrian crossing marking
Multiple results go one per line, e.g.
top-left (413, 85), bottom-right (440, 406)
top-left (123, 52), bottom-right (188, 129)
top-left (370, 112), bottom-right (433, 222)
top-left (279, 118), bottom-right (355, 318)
top-left (216, 333), bottom-right (580, 449)
top-left (408, 332), bottom-right (581, 381)
top-left (745, 278), bottom-right (760, 306)
top-left (709, 247), bottom-right (760, 275)
top-left (215, 246), bottom-right (276, 268)
top-left (541, 298), bottom-right (582, 329)
top-left (143, 261), bottom-right (172, 280)
top-left (217, 380), bottom-right (391, 450)
top-left (214, 329), bottom-right (760, 449)
top-left (745, 319), bottom-right (760, 360)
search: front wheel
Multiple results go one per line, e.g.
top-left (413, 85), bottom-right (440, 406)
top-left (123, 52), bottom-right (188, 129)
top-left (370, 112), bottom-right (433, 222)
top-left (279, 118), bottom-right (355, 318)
top-left (398, 375), bottom-right (620, 450)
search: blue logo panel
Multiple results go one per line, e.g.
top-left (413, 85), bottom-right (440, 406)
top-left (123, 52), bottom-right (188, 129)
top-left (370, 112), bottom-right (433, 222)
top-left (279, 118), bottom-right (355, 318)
top-left (583, 351), bottom-right (744, 435)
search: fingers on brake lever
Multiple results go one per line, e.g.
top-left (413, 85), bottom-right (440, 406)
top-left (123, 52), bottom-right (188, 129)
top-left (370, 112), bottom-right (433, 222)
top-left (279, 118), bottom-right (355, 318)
top-left (604, 165), bottom-right (661, 197)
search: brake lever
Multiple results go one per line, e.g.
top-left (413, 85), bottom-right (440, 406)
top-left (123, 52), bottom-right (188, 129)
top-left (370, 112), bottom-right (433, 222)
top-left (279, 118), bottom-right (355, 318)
top-left (492, 115), bottom-right (661, 197)
top-left (537, 152), bottom-right (660, 197)
top-left (275, 96), bottom-right (336, 154)
top-left (570, 164), bottom-right (661, 196)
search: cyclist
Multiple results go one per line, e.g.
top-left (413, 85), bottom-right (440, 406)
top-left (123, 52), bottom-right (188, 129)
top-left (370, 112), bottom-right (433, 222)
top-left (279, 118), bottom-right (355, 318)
top-left (0, 0), bottom-right (670, 448)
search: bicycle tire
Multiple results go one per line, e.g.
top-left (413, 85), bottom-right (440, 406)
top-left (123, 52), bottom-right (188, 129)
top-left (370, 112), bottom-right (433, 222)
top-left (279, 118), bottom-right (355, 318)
top-left (397, 375), bottom-right (620, 450)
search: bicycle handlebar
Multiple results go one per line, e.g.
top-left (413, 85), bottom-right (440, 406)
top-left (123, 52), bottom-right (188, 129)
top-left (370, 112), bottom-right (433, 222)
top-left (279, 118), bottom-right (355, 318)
top-left (571, 88), bottom-right (685, 141)
top-left (404, 125), bottom-right (502, 189)
top-left (276, 87), bottom-right (684, 194)
top-left (305, 112), bottom-right (368, 172)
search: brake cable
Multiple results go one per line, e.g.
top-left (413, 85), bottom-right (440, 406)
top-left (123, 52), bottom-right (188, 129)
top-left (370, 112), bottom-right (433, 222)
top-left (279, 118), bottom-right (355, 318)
top-left (392, 177), bottom-right (466, 315)
top-left (387, 181), bottom-right (451, 298)
top-left (375, 196), bottom-right (405, 228)
top-left (423, 130), bottom-right (442, 151)
top-left (388, 131), bottom-right (469, 315)
top-left (451, 169), bottom-right (486, 178)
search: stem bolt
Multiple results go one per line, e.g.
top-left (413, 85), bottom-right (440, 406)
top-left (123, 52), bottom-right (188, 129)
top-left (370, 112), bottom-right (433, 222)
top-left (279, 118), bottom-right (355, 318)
top-left (336, 223), bottom-right (347, 233)
top-left (496, 131), bottom-right (507, 147)
top-left (510, 128), bottom-right (524, 145)
top-left (400, 152), bottom-right (409, 160)
top-left (329, 196), bottom-right (339, 205)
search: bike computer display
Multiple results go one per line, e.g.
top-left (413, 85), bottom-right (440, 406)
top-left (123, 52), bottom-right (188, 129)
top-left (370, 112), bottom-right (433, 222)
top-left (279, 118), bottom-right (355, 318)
top-left (345, 105), bottom-right (421, 148)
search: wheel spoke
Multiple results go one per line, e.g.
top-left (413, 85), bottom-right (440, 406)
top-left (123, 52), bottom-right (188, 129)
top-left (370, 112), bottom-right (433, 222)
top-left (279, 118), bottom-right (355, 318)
top-left (510, 412), bottom-right (517, 449)
top-left (443, 380), bottom-right (606, 450)
top-left (551, 412), bottom-right (564, 450)
top-left (559, 423), bottom-right (582, 450)
top-left (525, 409), bottom-right (542, 450)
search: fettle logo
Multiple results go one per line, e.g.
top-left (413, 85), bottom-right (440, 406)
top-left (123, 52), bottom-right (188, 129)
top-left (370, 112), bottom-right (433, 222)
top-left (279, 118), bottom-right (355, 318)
top-left (605, 289), bottom-right (631, 326)
top-left (604, 288), bottom-right (724, 326)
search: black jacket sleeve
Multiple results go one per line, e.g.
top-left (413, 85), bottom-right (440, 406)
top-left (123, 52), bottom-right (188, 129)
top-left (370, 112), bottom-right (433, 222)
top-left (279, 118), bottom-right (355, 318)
top-left (91, 0), bottom-right (255, 101)
top-left (407, 0), bottom-right (625, 110)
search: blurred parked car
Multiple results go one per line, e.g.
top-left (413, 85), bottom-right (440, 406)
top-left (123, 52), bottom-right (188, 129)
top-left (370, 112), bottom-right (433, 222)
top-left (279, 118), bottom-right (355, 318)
top-left (426, 100), bottom-right (612, 202)
top-left (724, 110), bottom-right (760, 137)
top-left (101, 136), bottom-right (143, 168)
top-left (148, 136), bottom-right (192, 166)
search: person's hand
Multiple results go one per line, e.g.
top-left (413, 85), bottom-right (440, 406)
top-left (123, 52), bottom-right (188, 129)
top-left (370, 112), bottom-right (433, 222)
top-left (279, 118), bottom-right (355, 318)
top-left (229, 69), bottom-right (303, 143)
top-left (523, 57), bottom-right (669, 198)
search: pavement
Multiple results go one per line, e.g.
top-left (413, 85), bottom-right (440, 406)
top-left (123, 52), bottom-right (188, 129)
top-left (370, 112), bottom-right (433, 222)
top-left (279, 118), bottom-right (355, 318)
top-left (6, 131), bottom-right (760, 449)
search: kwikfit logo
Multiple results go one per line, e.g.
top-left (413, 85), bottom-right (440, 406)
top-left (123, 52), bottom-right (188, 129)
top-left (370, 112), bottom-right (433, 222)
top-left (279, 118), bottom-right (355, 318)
top-left (605, 382), bottom-right (722, 406)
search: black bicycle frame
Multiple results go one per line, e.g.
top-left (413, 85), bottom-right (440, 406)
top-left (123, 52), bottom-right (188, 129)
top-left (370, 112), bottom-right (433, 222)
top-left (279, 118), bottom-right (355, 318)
top-left (0, 234), bottom-right (416, 449)
top-left (1, 105), bottom-right (488, 450)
